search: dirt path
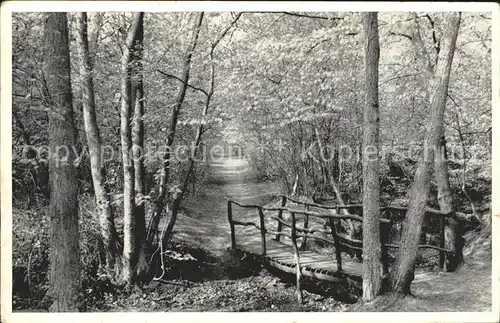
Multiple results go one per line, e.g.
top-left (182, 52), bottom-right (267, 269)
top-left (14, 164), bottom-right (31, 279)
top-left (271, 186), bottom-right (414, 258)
top-left (164, 156), bottom-right (492, 312)
top-left (169, 156), bottom-right (280, 256)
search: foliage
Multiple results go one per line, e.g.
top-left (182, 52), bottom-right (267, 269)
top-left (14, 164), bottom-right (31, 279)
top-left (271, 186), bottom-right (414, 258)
top-left (11, 11), bottom-right (492, 310)
top-left (12, 195), bottom-right (109, 311)
top-left (12, 12), bottom-right (491, 205)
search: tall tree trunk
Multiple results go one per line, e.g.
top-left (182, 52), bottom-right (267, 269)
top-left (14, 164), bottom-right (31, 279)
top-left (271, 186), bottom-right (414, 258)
top-left (390, 13), bottom-right (461, 294)
top-left (361, 12), bottom-right (382, 301)
top-left (44, 12), bottom-right (80, 311)
top-left (120, 12), bottom-right (144, 284)
top-left (411, 13), bottom-right (463, 272)
top-left (88, 12), bottom-right (104, 66)
top-left (146, 12), bottom-right (204, 246)
top-left (130, 14), bottom-right (148, 279)
top-left (160, 13), bottom-right (242, 247)
top-left (435, 132), bottom-right (463, 271)
top-left (75, 12), bottom-right (121, 279)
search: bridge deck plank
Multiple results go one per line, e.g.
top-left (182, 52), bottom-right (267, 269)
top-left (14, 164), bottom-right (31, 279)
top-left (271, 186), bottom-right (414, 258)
top-left (235, 236), bottom-right (363, 279)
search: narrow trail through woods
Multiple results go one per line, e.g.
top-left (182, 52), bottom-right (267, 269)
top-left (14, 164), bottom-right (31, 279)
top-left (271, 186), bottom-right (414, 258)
top-left (167, 155), bottom-right (280, 256)
top-left (160, 156), bottom-right (492, 312)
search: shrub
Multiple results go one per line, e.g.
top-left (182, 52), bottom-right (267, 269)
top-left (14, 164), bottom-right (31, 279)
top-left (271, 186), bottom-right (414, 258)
top-left (12, 194), bottom-right (106, 310)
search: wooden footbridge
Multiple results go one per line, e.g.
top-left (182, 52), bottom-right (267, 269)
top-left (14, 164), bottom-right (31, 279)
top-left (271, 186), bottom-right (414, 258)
top-left (226, 195), bottom-right (456, 298)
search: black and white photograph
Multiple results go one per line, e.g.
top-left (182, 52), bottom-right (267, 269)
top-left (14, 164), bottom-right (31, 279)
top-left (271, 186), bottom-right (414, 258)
top-left (1, 1), bottom-right (498, 320)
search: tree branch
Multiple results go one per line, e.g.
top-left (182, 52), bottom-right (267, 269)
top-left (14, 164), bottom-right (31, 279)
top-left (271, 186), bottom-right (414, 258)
top-left (447, 93), bottom-right (460, 108)
top-left (425, 14), bottom-right (440, 66)
top-left (447, 93), bottom-right (491, 135)
top-left (160, 11), bottom-right (241, 248)
top-left (280, 12), bottom-right (343, 21)
top-left (381, 72), bottom-right (423, 85)
top-left (388, 31), bottom-right (413, 41)
top-left (306, 38), bottom-right (331, 54)
top-left (460, 128), bottom-right (492, 136)
top-left (211, 12), bottom-right (243, 51)
top-left (156, 69), bottom-right (208, 96)
top-left (410, 12), bottom-right (434, 79)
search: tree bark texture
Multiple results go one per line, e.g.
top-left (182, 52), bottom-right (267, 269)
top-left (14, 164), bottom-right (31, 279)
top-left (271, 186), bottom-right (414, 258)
top-left (120, 12), bottom-right (144, 284)
top-left (130, 13), bottom-right (148, 279)
top-left (361, 12), bottom-right (382, 302)
top-left (147, 12), bottom-right (204, 246)
top-left (435, 133), bottom-right (463, 271)
top-left (76, 12), bottom-right (121, 278)
top-left (411, 13), bottom-right (463, 271)
top-left (44, 12), bottom-right (81, 311)
top-left (390, 13), bottom-right (461, 294)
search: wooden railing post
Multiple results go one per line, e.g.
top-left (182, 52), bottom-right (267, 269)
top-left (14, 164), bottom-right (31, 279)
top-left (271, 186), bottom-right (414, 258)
top-left (275, 195), bottom-right (287, 241)
top-left (439, 215), bottom-right (446, 270)
top-left (300, 205), bottom-right (309, 251)
top-left (335, 206), bottom-right (341, 230)
top-left (328, 218), bottom-right (342, 272)
top-left (290, 212), bottom-right (303, 304)
top-left (258, 207), bottom-right (267, 256)
top-left (227, 200), bottom-right (236, 249)
top-left (379, 220), bottom-right (390, 276)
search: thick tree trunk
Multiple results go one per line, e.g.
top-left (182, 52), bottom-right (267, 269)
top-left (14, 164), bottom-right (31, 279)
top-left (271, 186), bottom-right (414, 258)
top-left (120, 12), bottom-right (144, 284)
top-left (146, 12), bottom-right (204, 246)
top-left (130, 15), bottom-right (149, 279)
top-left (390, 13), bottom-right (461, 294)
top-left (410, 13), bottom-right (463, 272)
top-left (76, 12), bottom-right (121, 278)
top-left (435, 133), bottom-right (463, 271)
top-left (361, 12), bottom-right (382, 302)
top-left (44, 12), bottom-right (81, 311)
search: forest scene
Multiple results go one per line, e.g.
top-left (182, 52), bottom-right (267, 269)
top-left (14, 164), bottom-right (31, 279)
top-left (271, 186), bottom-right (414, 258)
top-left (9, 10), bottom-right (493, 313)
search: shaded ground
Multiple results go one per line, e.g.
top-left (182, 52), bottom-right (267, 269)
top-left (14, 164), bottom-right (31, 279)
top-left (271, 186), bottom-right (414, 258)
top-left (133, 156), bottom-right (351, 312)
top-left (401, 226), bottom-right (492, 312)
top-left (156, 156), bottom-right (492, 312)
top-left (352, 226), bottom-right (492, 312)
top-left (96, 271), bottom-right (349, 312)
top-left (403, 262), bottom-right (491, 311)
top-left (12, 158), bottom-right (492, 312)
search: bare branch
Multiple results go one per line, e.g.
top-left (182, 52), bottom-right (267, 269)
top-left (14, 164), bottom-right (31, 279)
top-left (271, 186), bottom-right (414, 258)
top-left (380, 72), bottom-right (423, 85)
top-left (460, 127), bottom-right (492, 136)
top-left (211, 12), bottom-right (243, 52)
top-left (280, 12), bottom-right (343, 21)
top-left (460, 39), bottom-right (492, 46)
top-left (447, 93), bottom-right (460, 108)
top-left (306, 38), bottom-right (331, 54)
top-left (388, 31), bottom-right (413, 41)
top-left (156, 69), bottom-right (208, 96)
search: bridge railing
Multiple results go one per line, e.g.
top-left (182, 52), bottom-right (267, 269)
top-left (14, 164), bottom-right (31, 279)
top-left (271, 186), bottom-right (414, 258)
top-left (226, 197), bottom-right (389, 274)
top-left (276, 195), bottom-right (456, 270)
top-left (226, 195), bottom-right (456, 273)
